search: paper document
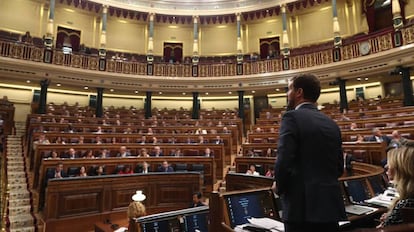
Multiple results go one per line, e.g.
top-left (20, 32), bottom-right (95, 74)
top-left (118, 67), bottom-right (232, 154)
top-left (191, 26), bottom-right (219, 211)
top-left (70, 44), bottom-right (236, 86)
top-left (247, 217), bottom-right (285, 231)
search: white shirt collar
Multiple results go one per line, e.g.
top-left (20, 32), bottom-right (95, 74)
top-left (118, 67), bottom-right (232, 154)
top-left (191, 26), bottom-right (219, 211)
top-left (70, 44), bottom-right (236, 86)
top-left (295, 102), bottom-right (313, 110)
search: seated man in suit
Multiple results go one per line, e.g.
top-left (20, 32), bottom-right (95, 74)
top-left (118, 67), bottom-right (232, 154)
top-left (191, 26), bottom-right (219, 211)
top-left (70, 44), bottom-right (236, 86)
top-left (212, 135), bottom-right (223, 144)
top-left (157, 160), bottom-right (174, 172)
top-left (190, 192), bottom-right (205, 207)
top-left (136, 161), bottom-right (151, 174)
top-left (46, 162), bottom-right (67, 180)
top-left (151, 146), bottom-right (163, 157)
top-left (117, 145), bottom-right (131, 157)
top-left (203, 147), bottom-right (214, 157)
top-left (61, 147), bottom-right (78, 159)
top-left (367, 128), bottom-right (391, 145)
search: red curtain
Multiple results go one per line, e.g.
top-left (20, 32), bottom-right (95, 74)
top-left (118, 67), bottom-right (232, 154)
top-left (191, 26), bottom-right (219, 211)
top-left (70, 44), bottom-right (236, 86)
top-left (259, 37), bottom-right (280, 59)
top-left (163, 42), bottom-right (183, 63)
top-left (56, 26), bottom-right (81, 52)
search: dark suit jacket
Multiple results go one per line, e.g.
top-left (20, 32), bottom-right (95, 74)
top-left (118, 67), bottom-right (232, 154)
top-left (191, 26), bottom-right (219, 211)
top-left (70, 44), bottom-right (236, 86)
top-left (275, 104), bottom-right (346, 223)
top-left (367, 135), bottom-right (391, 145)
top-left (46, 169), bottom-right (67, 181)
top-left (157, 166), bottom-right (174, 172)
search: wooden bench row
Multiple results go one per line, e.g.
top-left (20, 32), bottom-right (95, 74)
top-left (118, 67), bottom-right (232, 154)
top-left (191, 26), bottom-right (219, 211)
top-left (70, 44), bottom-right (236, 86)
top-left (29, 132), bottom-right (234, 164)
top-left (239, 142), bottom-right (387, 166)
top-left (33, 144), bottom-right (225, 190)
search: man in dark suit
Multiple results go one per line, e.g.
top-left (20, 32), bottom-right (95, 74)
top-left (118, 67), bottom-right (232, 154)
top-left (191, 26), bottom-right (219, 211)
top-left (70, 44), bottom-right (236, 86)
top-left (157, 160), bottom-right (174, 172)
top-left (46, 162), bottom-right (67, 180)
top-left (116, 145), bottom-right (131, 157)
top-left (274, 74), bottom-right (346, 232)
top-left (367, 128), bottom-right (391, 145)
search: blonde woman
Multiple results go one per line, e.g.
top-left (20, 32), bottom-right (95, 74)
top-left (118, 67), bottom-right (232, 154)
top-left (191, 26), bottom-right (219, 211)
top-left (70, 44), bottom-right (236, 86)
top-left (378, 146), bottom-right (414, 228)
top-left (127, 191), bottom-right (147, 232)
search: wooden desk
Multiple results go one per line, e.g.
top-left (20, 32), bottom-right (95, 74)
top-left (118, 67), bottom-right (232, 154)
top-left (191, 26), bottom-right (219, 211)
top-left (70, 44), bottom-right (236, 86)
top-left (44, 172), bottom-right (201, 232)
top-left (94, 219), bottom-right (128, 232)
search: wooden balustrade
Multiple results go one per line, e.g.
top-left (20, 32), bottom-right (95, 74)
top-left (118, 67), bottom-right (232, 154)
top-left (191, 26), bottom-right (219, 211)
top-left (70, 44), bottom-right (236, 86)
top-left (1, 24), bottom-right (413, 77)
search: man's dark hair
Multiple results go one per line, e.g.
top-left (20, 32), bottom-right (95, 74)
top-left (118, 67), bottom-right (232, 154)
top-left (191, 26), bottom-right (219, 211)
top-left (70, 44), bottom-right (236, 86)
top-left (193, 192), bottom-right (202, 199)
top-left (291, 73), bottom-right (321, 102)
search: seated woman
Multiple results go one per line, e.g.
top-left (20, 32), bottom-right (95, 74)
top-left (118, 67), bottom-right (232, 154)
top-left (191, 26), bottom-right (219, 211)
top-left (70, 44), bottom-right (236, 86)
top-left (377, 145), bottom-right (414, 228)
top-left (119, 165), bottom-right (133, 175)
top-left (78, 166), bottom-right (87, 177)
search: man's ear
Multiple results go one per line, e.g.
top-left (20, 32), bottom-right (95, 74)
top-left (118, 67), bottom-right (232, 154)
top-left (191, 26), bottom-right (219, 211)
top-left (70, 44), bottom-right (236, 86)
top-left (296, 88), bottom-right (304, 97)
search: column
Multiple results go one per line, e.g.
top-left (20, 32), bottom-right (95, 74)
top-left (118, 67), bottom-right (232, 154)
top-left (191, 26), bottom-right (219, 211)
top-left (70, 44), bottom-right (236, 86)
top-left (38, 79), bottom-right (50, 114)
top-left (147, 13), bottom-right (155, 75)
top-left (192, 16), bottom-right (199, 64)
top-left (338, 79), bottom-right (348, 112)
top-left (401, 67), bottom-right (413, 106)
top-left (43, 0), bottom-right (55, 63)
top-left (99, 5), bottom-right (108, 71)
top-left (236, 13), bottom-right (243, 75)
top-left (236, 13), bottom-right (243, 63)
top-left (332, 0), bottom-right (342, 47)
top-left (145, 91), bottom-right (152, 119)
top-left (281, 5), bottom-right (290, 70)
top-left (192, 92), bottom-right (199, 119)
top-left (392, 0), bottom-right (403, 29)
top-left (192, 16), bottom-right (199, 77)
top-left (147, 13), bottom-right (155, 62)
top-left (281, 5), bottom-right (290, 57)
top-left (238, 91), bottom-right (245, 134)
top-left (96, 88), bottom-right (104, 118)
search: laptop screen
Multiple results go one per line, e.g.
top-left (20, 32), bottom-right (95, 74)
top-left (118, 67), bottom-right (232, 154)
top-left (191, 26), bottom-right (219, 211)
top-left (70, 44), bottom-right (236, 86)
top-left (343, 179), bottom-right (369, 204)
top-left (138, 206), bottom-right (209, 232)
top-left (183, 210), bottom-right (209, 232)
top-left (223, 188), bottom-right (279, 228)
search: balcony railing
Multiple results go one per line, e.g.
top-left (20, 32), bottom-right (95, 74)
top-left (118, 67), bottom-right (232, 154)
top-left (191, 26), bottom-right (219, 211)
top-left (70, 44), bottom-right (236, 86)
top-left (0, 24), bottom-right (413, 78)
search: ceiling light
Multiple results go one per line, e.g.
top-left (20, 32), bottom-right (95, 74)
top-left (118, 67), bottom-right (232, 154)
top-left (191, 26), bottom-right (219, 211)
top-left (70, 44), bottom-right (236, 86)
top-left (56, 83), bottom-right (61, 87)
top-left (365, 77), bottom-right (369, 81)
top-left (84, 86), bottom-right (89, 90)
top-left (110, 88), bottom-right (114, 92)
top-left (205, 92), bottom-right (209, 95)
top-left (159, 91), bottom-right (162, 95)
top-left (276, 88), bottom-right (280, 91)
top-left (135, 90), bottom-right (139, 94)
top-left (228, 91), bottom-right (232, 94)
top-left (26, 80), bottom-right (31, 83)
top-left (251, 90), bottom-right (256, 93)
top-left (357, 77), bottom-right (361, 81)
top-left (182, 92), bottom-right (186, 95)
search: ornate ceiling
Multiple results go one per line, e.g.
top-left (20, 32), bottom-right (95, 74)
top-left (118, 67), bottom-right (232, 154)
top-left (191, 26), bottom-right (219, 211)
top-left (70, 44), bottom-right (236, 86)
top-left (90, 0), bottom-right (299, 16)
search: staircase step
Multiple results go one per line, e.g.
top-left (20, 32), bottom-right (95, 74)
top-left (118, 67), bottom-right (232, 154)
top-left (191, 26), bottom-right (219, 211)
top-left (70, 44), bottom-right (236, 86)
top-left (9, 226), bottom-right (36, 232)
top-left (8, 181), bottom-right (28, 189)
top-left (8, 172), bottom-right (27, 179)
top-left (9, 198), bottom-right (31, 207)
top-left (8, 205), bottom-right (32, 216)
top-left (9, 192), bottom-right (31, 200)
top-left (8, 215), bottom-right (35, 229)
